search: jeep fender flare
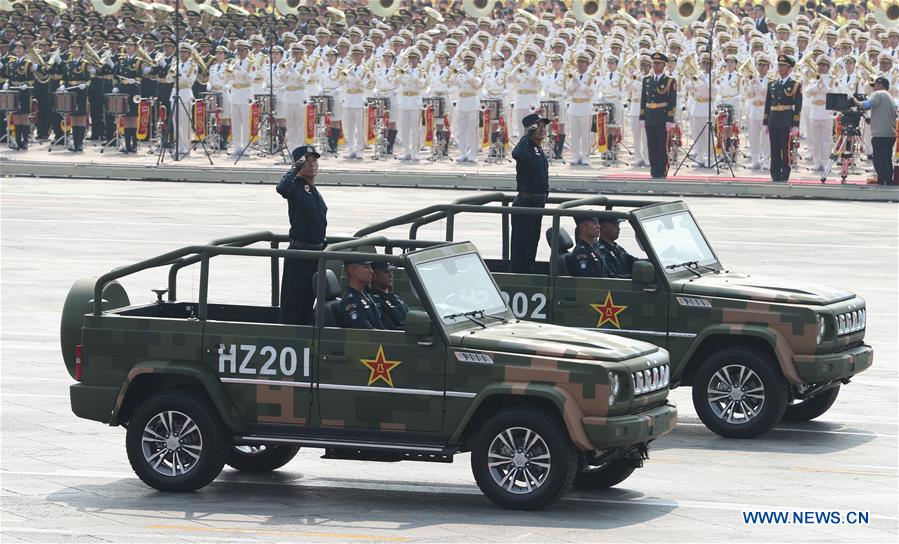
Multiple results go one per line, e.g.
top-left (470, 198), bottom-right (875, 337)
top-left (680, 325), bottom-right (802, 385)
top-left (109, 360), bottom-right (248, 432)
top-left (449, 382), bottom-right (593, 451)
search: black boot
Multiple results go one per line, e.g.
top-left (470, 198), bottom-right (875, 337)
top-left (387, 128), bottom-right (397, 155)
top-left (125, 128), bottom-right (136, 152)
top-left (328, 128), bottom-right (340, 153)
top-left (16, 126), bottom-right (28, 150)
top-left (220, 125), bottom-right (230, 150)
top-left (554, 134), bottom-right (566, 160)
top-left (73, 126), bottom-right (84, 151)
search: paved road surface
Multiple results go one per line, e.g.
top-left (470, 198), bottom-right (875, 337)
top-left (1, 178), bottom-right (897, 542)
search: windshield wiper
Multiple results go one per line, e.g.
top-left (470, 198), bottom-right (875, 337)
top-left (665, 261), bottom-right (702, 277)
top-left (443, 309), bottom-right (488, 328)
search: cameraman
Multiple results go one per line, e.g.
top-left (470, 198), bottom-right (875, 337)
top-left (852, 77), bottom-right (897, 185)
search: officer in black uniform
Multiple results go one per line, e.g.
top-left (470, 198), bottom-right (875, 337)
top-left (337, 260), bottom-right (385, 329)
top-left (277, 145), bottom-right (327, 325)
top-left (764, 55), bottom-right (802, 182)
top-left (509, 112), bottom-right (550, 274)
top-left (368, 262), bottom-right (409, 330)
top-left (594, 218), bottom-right (638, 277)
top-left (570, 215), bottom-right (608, 278)
top-left (639, 52), bottom-right (678, 179)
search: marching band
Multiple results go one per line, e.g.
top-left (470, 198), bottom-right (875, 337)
top-left (0, 0), bottom-right (897, 182)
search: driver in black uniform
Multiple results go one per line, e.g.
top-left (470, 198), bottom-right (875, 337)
top-left (594, 218), bottom-right (638, 277)
top-left (368, 261), bottom-right (408, 330)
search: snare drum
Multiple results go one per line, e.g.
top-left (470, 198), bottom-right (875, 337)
top-left (423, 96), bottom-right (445, 118)
top-left (200, 91), bottom-right (221, 111)
top-left (312, 95), bottom-right (334, 118)
top-left (367, 97), bottom-right (390, 118)
top-left (480, 99), bottom-right (503, 120)
top-left (540, 100), bottom-right (560, 120)
top-left (53, 91), bottom-right (75, 113)
top-left (0, 90), bottom-right (19, 111)
top-left (594, 102), bottom-right (616, 126)
top-left (105, 93), bottom-right (129, 114)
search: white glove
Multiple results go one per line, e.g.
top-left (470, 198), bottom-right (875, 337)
top-left (112, 87), bottom-right (119, 93)
top-left (639, 120), bottom-right (645, 129)
top-left (55, 87), bottom-right (64, 93)
top-left (19, 84), bottom-right (27, 90)
top-left (78, 83), bottom-right (87, 90)
top-left (2, 82), bottom-right (8, 90)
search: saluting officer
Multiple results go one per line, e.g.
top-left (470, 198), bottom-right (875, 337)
top-left (509, 113), bottom-right (550, 274)
top-left (764, 55), bottom-right (802, 182)
top-left (640, 52), bottom-right (678, 179)
top-left (277, 145), bottom-right (327, 326)
top-left (368, 262), bottom-right (409, 330)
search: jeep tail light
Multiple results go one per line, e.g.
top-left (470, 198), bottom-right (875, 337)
top-left (75, 344), bottom-right (83, 382)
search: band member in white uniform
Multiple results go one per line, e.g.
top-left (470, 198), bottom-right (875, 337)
top-left (452, 51), bottom-right (483, 163)
top-left (746, 55), bottom-right (771, 170)
top-left (805, 56), bottom-right (836, 171)
top-left (283, 44), bottom-right (311, 154)
top-left (628, 56), bottom-right (652, 166)
top-left (207, 45), bottom-right (231, 151)
top-left (396, 49), bottom-right (426, 161)
top-left (341, 44), bottom-right (371, 159)
top-left (566, 52), bottom-right (595, 166)
top-left (228, 40), bottom-right (256, 157)
top-left (510, 45), bottom-right (542, 139)
top-left (169, 43), bottom-right (197, 158)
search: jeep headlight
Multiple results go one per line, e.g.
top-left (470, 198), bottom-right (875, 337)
top-left (816, 315), bottom-right (826, 344)
top-left (608, 371), bottom-right (620, 406)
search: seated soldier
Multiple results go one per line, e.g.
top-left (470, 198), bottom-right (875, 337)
top-left (594, 217), bottom-right (638, 277)
top-left (336, 259), bottom-right (385, 329)
top-left (368, 261), bottom-right (409, 330)
top-left (570, 215), bottom-right (610, 277)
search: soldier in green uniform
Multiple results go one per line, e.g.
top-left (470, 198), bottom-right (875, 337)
top-left (639, 52), bottom-right (677, 179)
top-left (2, 40), bottom-right (34, 150)
top-left (764, 55), bottom-right (802, 183)
top-left (367, 262), bottom-right (409, 330)
top-left (62, 40), bottom-right (94, 152)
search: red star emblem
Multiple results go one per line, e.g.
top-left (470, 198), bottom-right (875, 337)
top-left (591, 292), bottom-right (628, 329)
top-left (359, 345), bottom-right (402, 387)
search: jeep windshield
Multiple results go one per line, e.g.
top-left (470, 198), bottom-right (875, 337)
top-left (416, 252), bottom-right (508, 325)
top-left (640, 211), bottom-right (720, 275)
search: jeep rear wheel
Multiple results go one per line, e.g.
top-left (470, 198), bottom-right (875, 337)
top-left (783, 385), bottom-right (841, 422)
top-left (126, 392), bottom-right (228, 492)
top-left (692, 348), bottom-right (788, 438)
top-left (470, 408), bottom-right (576, 510)
top-left (227, 445), bottom-right (300, 472)
top-left (572, 458), bottom-right (636, 490)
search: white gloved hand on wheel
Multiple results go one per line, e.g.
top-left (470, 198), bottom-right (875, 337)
top-left (78, 83), bottom-right (87, 90)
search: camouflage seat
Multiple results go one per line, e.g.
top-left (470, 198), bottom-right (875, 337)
top-left (312, 269), bottom-right (342, 326)
top-left (545, 226), bottom-right (574, 276)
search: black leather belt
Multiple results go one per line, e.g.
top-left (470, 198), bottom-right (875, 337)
top-left (289, 240), bottom-right (325, 249)
top-left (517, 192), bottom-right (547, 198)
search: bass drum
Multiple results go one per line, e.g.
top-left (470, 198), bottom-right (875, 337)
top-left (60, 278), bottom-right (130, 380)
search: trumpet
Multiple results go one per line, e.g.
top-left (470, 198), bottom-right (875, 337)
top-left (136, 45), bottom-right (155, 65)
top-left (27, 44), bottom-right (47, 67)
top-left (48, 48), bottom-right (62, 66)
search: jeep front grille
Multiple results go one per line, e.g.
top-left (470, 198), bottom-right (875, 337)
top-left (633, 364), bottom-right (669, 395)
top-left (836, 309), bottom-right (865, 336)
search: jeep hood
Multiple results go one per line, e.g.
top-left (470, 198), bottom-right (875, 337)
top-left (449, 320), bottom-right (659, 362)
top-left (679, 273), bottom-right (854, 305)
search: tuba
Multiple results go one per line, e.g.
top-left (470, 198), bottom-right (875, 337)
top-left (874, 0), bottom-right (899, 27)
top-left (368, 0), bottom-right (401, 18)
top-left (462, 0), bottom-right (496, 18)
top-left (275, 0), bottom-right (303, 17)
top-left (765, 0), bottom-right (801, 25)
top-left (667, 0), bottom-right (702, 27)
top-left (91, 0), bottom-right (125, 15)
top-left (184, 0), bottom-right (213, 14)
top-left (572, 0), bottom-right (607, 23)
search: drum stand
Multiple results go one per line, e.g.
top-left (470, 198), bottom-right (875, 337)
top-left (158, 95), bottom-right (214, 164)
top-left (46, 124), bottom-right (70, 152)
top-left (99, 113), bottom-right (123, 154)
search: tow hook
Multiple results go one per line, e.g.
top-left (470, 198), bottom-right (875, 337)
top-left (624, 443), bottom-right (650, 469)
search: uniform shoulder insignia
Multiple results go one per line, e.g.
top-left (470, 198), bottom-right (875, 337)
top-left (344, 303), bottom-right (357, 311)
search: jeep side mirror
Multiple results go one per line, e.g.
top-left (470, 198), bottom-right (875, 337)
top-left (632, 261), bottom-right (657, 291)
top-left (405, 310), bottom-right (432, 337)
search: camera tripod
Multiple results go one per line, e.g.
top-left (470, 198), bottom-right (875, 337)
top-left (821, 123), bottom-right (863, 183)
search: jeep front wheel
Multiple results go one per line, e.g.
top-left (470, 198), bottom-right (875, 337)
top-left (692, 348), bottom-right (788, 438)
top-left (572, 458), bottom-right (636, 490)
top-left (227, 445), bottom-right (300, 472)
top-left (126, 392), bottom-right (228, 492)
top-left (783, 385), bottom-right (841, 422)
top-left (470, 408), bottom-right (577, 510)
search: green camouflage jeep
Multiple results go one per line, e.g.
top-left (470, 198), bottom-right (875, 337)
top-left (61, 232), bottom-right (676, 510)
top-left (356, 193), bottom-right (874, 439)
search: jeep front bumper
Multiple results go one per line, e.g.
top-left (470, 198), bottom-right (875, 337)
top-left (793, 343), bottom-right (874, 384)
top-left (582, 401), bottom-right (677, 449)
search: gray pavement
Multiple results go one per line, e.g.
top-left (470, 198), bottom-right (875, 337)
top-left (1, 178), bottom-right (897, 542)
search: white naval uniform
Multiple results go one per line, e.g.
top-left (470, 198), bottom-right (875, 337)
top-left (318, 63), bottom-right (343, 119)
top-left (541, 69), bottom-right (567, 128)
top-left (397, 66), bottom-right (425, 160)
top-left (428, 64), bottom-right (452, 125)
top-left (626, 75), bottom-right (648, 166)
top-left (207, 61), bottom-right (231, 119)
top-left (806, 73), bottom-right (836, 169)
top-left (746, 75), bottom-right (770, 169)
top-left (283, 60), bottom-right (310, 153)
top-left (170, 60), bottom-right (197, 155)
top-left (566, 71), bottom-right (595, 164)
top-left (229, 56), bottom-right (256, 154)
top-left (342, 62), bottom-right (370, 156)
top-left (595, 70), bottom-right (624, 129)
top-left (717, 70), bottom-right (742, 128)
top-left (482, 66), bottom-right (509, 134)
top-left (511, 63), bottom-right (542, 138)
top-left (687, 73), bottom-right (715, 166)
top-left (453, 67), bottom-right (483, 161)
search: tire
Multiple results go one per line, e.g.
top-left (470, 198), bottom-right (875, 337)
top-left (691, 347), bottom-right (789, 439)
top-left (572, 458), bottom-right (636, 490)
top-left (226, 445), bottom-right (300, 472)
top-left (470, 407), bottom-right (577, 510)
top-left (782, 385), bottom-right (841, 422)
top-left (126, 391), bottom-right (228, 492)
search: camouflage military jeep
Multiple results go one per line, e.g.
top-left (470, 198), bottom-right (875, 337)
top-left (356, 192), bottom-right (874, 439)
top-left (61, 232), bottom-right (676, 510)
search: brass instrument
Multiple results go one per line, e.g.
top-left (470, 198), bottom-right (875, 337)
top-left (91, 0), bottom-right (125, 16)
top-left (27, 44), bottom-right (46, 67)
top-left (48, 48), bottom-right (62, 66)
top-left (572, 0), bottom-right (607, 22)
top-left (765, 0), bottom-right (801, 25)
top-left (616, 8), bottom-right (639, 26)
top-left (136, 45), bottom-right (155, 65)
top-left (462, 0), bottom-right (496, 18)
top-left (666, 0), bottom-right (702, 26)
top-left (367, 0), bottom-right (400, 18)
top-left (719, 6), bottom-right (741, 26)
top-left (191, 46), bottom-right (207, 73)
top-left (737, 58), bottom-right (758, 80)
top-left (874, 0), bottom-right (899, 27)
